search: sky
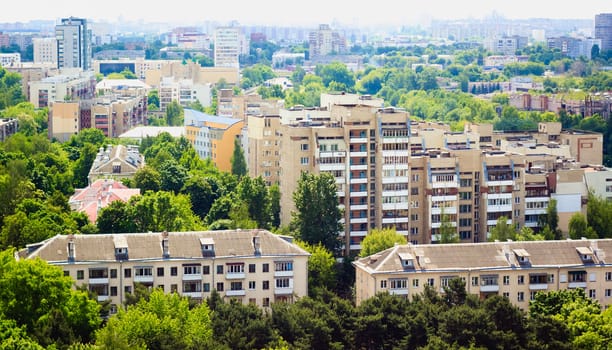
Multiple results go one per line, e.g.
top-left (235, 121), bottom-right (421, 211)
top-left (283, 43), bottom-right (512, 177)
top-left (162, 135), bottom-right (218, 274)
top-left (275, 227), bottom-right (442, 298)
top-left (2, 0), bottom-right (611, 27)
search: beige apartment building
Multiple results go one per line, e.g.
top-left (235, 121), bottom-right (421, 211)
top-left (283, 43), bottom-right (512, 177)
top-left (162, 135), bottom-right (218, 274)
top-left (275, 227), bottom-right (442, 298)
top-left (353, 239), bottom-right (612, 310)
top-left (19, 230), bottom-right (309, 313)
top-left (257, 93), bottom-right (603, 255)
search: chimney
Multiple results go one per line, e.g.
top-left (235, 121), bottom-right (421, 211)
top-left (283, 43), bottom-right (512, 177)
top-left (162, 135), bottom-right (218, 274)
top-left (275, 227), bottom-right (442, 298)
top-left (253, 234), bottom-right (261, 256)
top-left (67, 234), bottom-right (75, 263)
top-left (161, 231), bottom-right (169, 258)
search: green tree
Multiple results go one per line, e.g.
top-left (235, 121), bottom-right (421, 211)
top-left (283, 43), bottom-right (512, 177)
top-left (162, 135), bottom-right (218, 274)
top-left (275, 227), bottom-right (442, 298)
top-left (439, 211), bottom-right (459, 243)
top-left (315, 61), bottom-right (355, 91)
top-left (95, 289), bottom-right (212, 350)
top-left (0, 250), bottom-right (101, 347)
top-left (131, 191), bottom-right (202, 232)
top-left (359, 228), bottom-right (407, 257)
top-left (568, 212), bottom-right (596, 239)
top-left (269, 184), bottom-right (281, 228)
top-left (291, 172), bottom-right (344, 254)
top-left (587, 191), bottom-right (612, 238)
top-left (489, 216), bottom-right (516, 241)
top-left (133, 166), bottom-right (162, 193)
top-left (230, 138), bottom-right (247, 178)
top-left (296, 241), bottom-right (337, 293)
top-left (543, 198), bottom-right (561, 239)
top-left (147, 90), bottom-right (160, 109)
top-left (236, 176), bottom-right (270, 229)
top-left (96, 200), bottom-right (137, 233)
top-left (182, 175), bottom-right (220, 220)
top-left (165, 101), bottom-right (183, 126)
top-left (71, 143), bottom-right (98, 189)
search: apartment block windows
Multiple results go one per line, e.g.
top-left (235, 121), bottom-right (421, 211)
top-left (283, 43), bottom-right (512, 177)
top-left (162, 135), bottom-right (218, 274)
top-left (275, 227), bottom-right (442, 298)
top-left (518, 275), bottom-right (525, 285)
top-left (606, 271), bottom-right (612, 281)
top-left (412, 279), bottom-right (419, 287)
top-left (503, 275), bottom-right (510, 285)
top-left (380, 280), bottom-right (387, 289)
top-left (249, 264), bottom-right (256, 273)
top-left (300, 143), bottom-right (309, 151)
top-left (216, 282), bottom-right (224, 292)
top-left (517, 292), bottom-right (524, 302)
top-left (217, 265), bottom-right (223, 274)
top-left (77, 270), bottom-right (84, 280)
top-left (263, 281), bottom-right (270, 290)
top-left (275, 261), bottom-right (293, 272)
top-left (171, 267), bottom-right (178, 276)
top-left (263, 263), bottom-right (269, 272)
top-left (300, 157), bottom-right (309, 165)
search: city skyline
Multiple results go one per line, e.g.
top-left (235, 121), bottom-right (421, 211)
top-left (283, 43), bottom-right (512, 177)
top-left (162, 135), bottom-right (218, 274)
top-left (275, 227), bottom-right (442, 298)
top-left (1, 0), bottom-right (610, 27)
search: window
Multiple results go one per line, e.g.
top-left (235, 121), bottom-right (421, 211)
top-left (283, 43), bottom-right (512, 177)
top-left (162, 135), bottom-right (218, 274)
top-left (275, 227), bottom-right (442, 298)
top-left (263, 281), bottom-right (269, 290)
top-left (249, 264), bottom-right (256, 273)
top-left (227, 264), bottom-right (244, 274)
top-left (427, 278), bottom-right (434, 287)
top-left (124, 269), bottom-right (131, 278)
top-left (63, 270), bottom-right (69, 277)
top-left (471, 276), bottom-right (479, 286)
top-left (410, 214), bottom-right (419, 221)
top-left (460, 179), bottom-right (472, 187)
top-left (517, 292), bottom-right (524, 302)
top-left (203, 266), bottom-right (210, 275)
top-left (605, 289), bottom-right (611, 298)
top-left (503, 292), bottom-right (510, 298)
top-left (216, 282), bottom-right (224, 292)
top-left (249, 281), bottom-right (256, 290)
top-left (412, 174), bottom-right (419, 182)
top-left (390, 279), bottom-right (407, 289)
top-left (480, 275), bottom-right (498, 286)
top-left (184, 265), bottom-right (201, 275)
top-left (157, 267), bottom-right (164, 277)
top-left (171, 267), bottom-right (178, 276)
top-left (171, 284), bottom-right (178, 293)
top-left (231, 281), bottom-right (243, 291)
top-left (459, 218), bottom-right (472, 227)
top-left (517, 275), bottom-right (524, 285)
top-left (110, 286), bottom-right (117, 296)
top-left (530, 291), bottom-right (537, 301)
top-left (183, 281), bottom-right (201, 293)
top-left (263, 263), bottom-right (269, 272)
top-left (135, 267), bottom-right (152, 277)
top-left (300, 157), bottom-right (309, 165)
top-left (300, 143), bottom-right (309, 151)
top-left (125, 286), bottom-right (132, 294)
top-left (503, 275), bottom-right (510, 285)
top-left (412, 279), bottom-right (419, 287)
top-left (276, 278), bottom-right (290, 288)
top-left (380, 280), bottom-right (387, 289)
top-left (110, 269), bottom-right (117, 278)
top-left (217, 265), bottom-right (223, 274)
top-left (440, 276), bottom-right (457, 288)
top-left (606, 272), bottom-right (612, 281)
top-left (589, 289), bottom-right (596, 298)
top-left (77, 270), bottom-right (84, 280)
top-left (275, 261), bottom-right (293, 272)
top-left (263, 297), bottom-right (270, 307)
top-left (459, 231), bottom-right (471, 239)
top-left (411, 187), bottom-right (419, 195)
top-left (459, 204), bottom-right (472, 213)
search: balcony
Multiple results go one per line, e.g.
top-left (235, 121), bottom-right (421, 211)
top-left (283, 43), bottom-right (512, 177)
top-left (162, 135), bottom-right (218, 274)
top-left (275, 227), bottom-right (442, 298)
top-left (182, 274), bottom-right (202, 281)
top-left (382, 149), bottom-right (409, 157)
top-left (182, 292), bottom-right (202, 299)
top-left (382, 190), bottom-right (409, 197)
top-left (568, 282), bottom-right (587, 289)
top-left (487, 204), bottom-right (513, 213)
top-left (225, 272), bottom-right (246, 280)
top-left (382, 177), bottom-right (407, 184)
top-left (431, 222), bottom-right (457, 229)
top-left (349, 137), bottom-right (368, 143)
top-left (97, 295), bottom-right (110, 302)
top-left (487, 179), bottom-right (514, 187)
top-left (529, 284), bottom-right (548, 291)
top-left (274, 270), bottom-right (294, 278)
top-left (349, 191), bottom-right (368, 197)
top-left (274, 287), bottom-right (294, 295)
top-left (226, 289), bottom-right (246, 297)
top-left (350, 230), bottom-right (368, 237)
top-left (479, 285), bottom-right (499, 292)
top-left (430, 206), bottom-right (457, 215)
top-left (431, 195), bottom-right (457, 202)
top-left (382, 217), bottom-right (409, 224)
top-left (487, 193), bottom-right (512, 200)
top-left (350, 204), bottom-right (368, 211)
top-left (349, 244), bottom-right (362, 251)
top-left (88, 277), bottom-right (109, 285)
top-left (382, 137), bottom-right (410, 144)
top-left (382, 163), bottom-right (408, 170)
top-left (349, 151), bottom-right (367, 157)
top-left (349, 217), bottom-right (368, 224)
top-left (350, 164), bottom-right (368, 171)
top-left (134, 275), bottom-right (154, 283)
top-left (382, 202), bottom-right (409, 211)
top-left (319, 151), bottom-right (346, 158)
top-left (487, 219), bottom-right (512, 226)
top-left (350, 177), bottom-right (368, 184)
top-left (389, 288), bottom-right (409, 296)
top-left (319, 163), bottom-right (345, 172)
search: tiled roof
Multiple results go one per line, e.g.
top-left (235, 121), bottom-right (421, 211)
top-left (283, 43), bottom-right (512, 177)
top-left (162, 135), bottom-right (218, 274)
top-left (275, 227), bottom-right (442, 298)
top-left (23, 230), bottom-right (309, 263)
top-left (68, 179), bottom-right (140, 223)
top-left (355, 239), bottom-right (612, 274)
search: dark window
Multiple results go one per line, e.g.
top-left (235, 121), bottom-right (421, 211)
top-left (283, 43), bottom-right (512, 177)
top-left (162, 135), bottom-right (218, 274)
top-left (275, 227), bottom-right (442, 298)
top-left (77, 270), bottom-right (84, 280)
top-left (63, 270), bottom-right (70, 277)
top-left (203, 283), bottom-right (210, 292)
top-left (110, 286), bottom-right (117, 296)
top-left (217, 265), bottom-right (223, 274)
top-left (124, 268), bottom-right (131, 278)
top-left (157, 267), bottom-right (164, 277)
top-left (262, 263), bottom-right (269, 273)
top-left (110, 269), bottom-right (117, 278)
top-left (125, 286), bottom-right (132, 294)
top-left (203, 265), bottom-right (210, 275)
top-left (249, 264), bottom-right (256, 273)
top-left (216, 282), bottom-right (224, 291)
top-left (263, 280), bottom-right (269, 290)
top-left (171, 267), bottom-right (178, 276)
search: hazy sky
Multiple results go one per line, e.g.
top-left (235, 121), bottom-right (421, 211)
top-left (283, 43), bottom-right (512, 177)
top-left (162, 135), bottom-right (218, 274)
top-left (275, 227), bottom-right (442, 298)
top-left (2, 0), bottom-right (611, 26)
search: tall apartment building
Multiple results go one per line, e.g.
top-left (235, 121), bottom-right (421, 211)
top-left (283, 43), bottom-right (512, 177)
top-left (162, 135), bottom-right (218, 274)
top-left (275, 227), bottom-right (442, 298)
top-left (19, 230), bottom-right (310, 313)
top-left (354, 239), bottom-right (612, 310)
top-left (546, 37), bottom-right (602, 59)
top-left (214, 27), bottom-right (247, 69)
top-left (55, 17), bottom-right (92, 70)
top-left (33, 37), bottom-right (58, 65)
top-left (595, 13), bottom-right (612, 52)
top-left (158, 77), bottom-right (212, 112)
top-left (308, 24), bottom-right (347, 58)
top-left (257, 94), bottom-right (602, 255)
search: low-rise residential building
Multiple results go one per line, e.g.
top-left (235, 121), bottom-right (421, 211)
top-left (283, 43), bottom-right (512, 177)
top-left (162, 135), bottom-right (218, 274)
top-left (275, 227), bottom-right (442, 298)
top-left (29, 70), bottom-right (97, 108)
top-left (354, 239), bottom-right (612, 310)
top-left (69, 179), bottom-right (140, 224)
top-left (88, 144), bottom-right (145, 184)
top-left (19, 229), bottom-right (310, 313)
top-left (0, 118), bottom-right (18, 141)
top-left (0, 53), bottom-right (20, 67)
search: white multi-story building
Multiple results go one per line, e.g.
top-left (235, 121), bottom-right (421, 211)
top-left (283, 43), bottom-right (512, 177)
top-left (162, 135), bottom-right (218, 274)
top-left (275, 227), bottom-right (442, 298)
top-left (214, 27), bottom-right (248, 69)
top-left (20, 230), bottom-right (310, 313)
top-left (33, 37), bottom-right (58, 65)
top-left (0, 53), bottom-right (20, 67)
top-left (55, 17), bottom-right (92, 70)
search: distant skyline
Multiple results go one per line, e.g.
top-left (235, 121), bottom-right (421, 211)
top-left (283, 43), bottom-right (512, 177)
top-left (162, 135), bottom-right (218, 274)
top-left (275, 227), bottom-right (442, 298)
top-left (2, 0), bottom-right (611, 27)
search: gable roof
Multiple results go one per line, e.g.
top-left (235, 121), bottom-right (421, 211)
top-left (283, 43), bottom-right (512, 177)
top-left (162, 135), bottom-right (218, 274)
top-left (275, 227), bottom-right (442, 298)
top-left (68, 179), bottom-right (140, 223)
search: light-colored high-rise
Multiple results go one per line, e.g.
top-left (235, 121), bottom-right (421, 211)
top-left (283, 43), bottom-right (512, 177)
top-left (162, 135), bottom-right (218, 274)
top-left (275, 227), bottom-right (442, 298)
top-left (33, 37), bottom-right (58, 65)
top-left (55, 17), bottom-right (92, 70)
top-left (214, 27), bottom-right (247, 69)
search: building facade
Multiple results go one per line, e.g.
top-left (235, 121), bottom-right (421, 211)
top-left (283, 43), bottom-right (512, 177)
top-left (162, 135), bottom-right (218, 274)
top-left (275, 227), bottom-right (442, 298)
top-left (214, 27), bottom-right (247, 69)
top-left (257, 93), bottom-right (603, 255)
top-left (33, 37), bottom-right (58, 65)
top-left (0, 53), bottom-right (20, 67)
top-left (88, 144), bottom-right (144, 184)
top-left (29, 70), bottom-right (96, 108)
top-left (20, 230), bottom-right (309, 313)
top-left (55, 17), bottom-right (92, 70)
top-left (595, 13), bottom-right (612, 52)
top-left (353, 239), bottom-right (612, 310)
